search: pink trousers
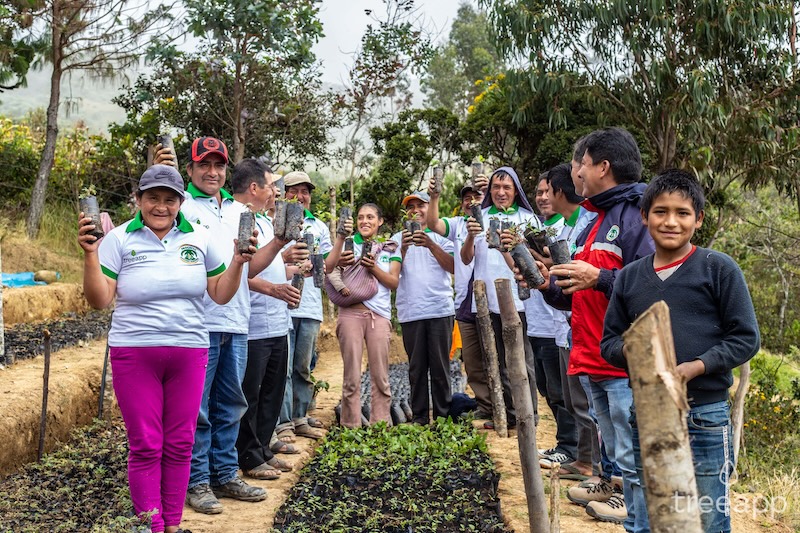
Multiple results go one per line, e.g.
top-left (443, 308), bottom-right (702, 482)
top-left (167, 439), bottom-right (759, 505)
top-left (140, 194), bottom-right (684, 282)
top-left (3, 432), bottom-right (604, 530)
top-left (111, 346), bottom-right (207, 532)
top-left (336, 307), bottom-right (392, 428)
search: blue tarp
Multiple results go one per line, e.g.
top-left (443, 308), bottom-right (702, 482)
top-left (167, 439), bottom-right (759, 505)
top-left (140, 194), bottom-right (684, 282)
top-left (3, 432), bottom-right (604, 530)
top-left (2, 272), bottom-right (46, 288)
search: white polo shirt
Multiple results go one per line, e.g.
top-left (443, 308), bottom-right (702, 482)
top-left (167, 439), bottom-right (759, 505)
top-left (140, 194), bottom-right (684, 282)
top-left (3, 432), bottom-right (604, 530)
top-left (99, 211), bottom-right (226, 348)
top-left (180, 183), bottom-right (251, 334)
top-left (248, 214), bottom-right (290, 340)
top-left (391, 229), bottom-right (455, 324)
top-left (442, 216), bottom-right (473, 309)
top-left (471, 203), bottom-right (541, 314)
top-left (286, 211), bottom-right (332, 323)
top-left (352, 233), bottom-right (397, 321)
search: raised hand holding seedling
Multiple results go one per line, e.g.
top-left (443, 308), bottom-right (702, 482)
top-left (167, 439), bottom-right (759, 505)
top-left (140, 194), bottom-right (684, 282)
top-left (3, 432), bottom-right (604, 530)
top-left (77, 213), bottom-right (102, 252)
top-left (411, 229), bottom-right (432, 248)
top-left (232, 231), bottom-right (258, 264)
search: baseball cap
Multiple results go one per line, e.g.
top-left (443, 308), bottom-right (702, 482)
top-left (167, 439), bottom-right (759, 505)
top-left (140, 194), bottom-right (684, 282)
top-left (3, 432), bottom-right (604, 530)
top-left (459, 184), bottom-right (482, 199)
top-left (138, 165), bottom-right (186, 198)
top-left (284, 171), bottom-right (315, 190)
top-left (189, 137), bottom-right (230, 163)
top-left (401, 191), bottom-right (430, 206)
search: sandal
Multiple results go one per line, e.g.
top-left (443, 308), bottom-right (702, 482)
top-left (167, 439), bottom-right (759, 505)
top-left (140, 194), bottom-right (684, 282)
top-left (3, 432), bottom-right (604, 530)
top-left (307, 417), bottom-right (325, 429)
top-left (557, 461), bottom-right (591, 481)
top-left (293, 423), bottom-right (324, 440)
top-left (276, 428), bottom-right (296, 443)
top-left (270, 439), bottom-right (300, 455)
top-left (244, 463), bottom-right (281, 480)
top-left (267, 456), bottom-right (293, 472)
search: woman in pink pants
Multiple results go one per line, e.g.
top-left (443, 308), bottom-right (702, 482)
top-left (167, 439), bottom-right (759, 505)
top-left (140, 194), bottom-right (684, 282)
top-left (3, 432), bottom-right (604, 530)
top-left (78, 165), bottom-right (255, 533)
top-left (335, 204), bottom-right (401, 427)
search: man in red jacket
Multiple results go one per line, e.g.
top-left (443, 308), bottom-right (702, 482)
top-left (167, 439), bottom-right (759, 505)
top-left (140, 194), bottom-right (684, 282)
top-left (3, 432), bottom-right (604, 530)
top-left (539, 127), bottom-right (654, 531)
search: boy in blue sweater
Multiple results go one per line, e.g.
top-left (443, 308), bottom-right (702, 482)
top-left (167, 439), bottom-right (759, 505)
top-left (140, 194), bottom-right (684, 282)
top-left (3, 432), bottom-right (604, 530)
top-left (600, 169), bottom-right (760, 532)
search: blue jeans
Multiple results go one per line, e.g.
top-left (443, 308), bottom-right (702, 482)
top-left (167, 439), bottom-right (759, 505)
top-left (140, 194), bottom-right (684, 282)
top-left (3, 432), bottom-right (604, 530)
top-left (279, 318), bottom-right (321, 425)
top-left (579, 375), bottom-right (621, 479)
top-left (590, 378), bottom-right (645, 533)
top-left (189, 332), bottom-right (249, 488)
top-left (633, 400), bottom-right (733, 533)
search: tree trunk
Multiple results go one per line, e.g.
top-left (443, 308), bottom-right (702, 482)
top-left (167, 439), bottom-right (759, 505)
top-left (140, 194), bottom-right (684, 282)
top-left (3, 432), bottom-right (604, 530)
top-left (232, 57), bottom-right (246, 164)
top-left (27, 2), bottom-right (63, 239)
top-left (473, 280), bottom-right (507, 438)
top-left (623, 301), bottom-right (702, 532)
top-left (730, 361), bottom-right (750, 477)
top-left (495, 279), bottom-right (549, 532)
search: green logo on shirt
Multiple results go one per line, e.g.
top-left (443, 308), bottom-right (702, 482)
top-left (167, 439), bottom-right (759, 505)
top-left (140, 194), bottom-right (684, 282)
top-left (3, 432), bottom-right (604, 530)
top-left (131, 250), bottom-right (136, 257)
top-left (179, 245), bottom-right (201, 264)
top-left (606, 225), bottom-right (620, 241)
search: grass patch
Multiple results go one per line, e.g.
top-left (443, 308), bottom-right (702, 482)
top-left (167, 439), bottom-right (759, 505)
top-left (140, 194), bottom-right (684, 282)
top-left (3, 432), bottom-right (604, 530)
top-left (735, 350), bottom-right (800, 529)
top-left (272, 419), bottom-right (510, 533)
top-left (0, 418), bottom-right (146, 533)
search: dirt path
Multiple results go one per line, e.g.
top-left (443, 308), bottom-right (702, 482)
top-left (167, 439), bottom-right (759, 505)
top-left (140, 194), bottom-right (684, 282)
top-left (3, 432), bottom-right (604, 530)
top-left (0, 322), bottom-right (789, 532)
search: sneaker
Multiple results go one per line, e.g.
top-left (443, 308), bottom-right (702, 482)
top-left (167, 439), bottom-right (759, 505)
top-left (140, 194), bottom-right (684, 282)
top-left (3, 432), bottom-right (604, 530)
top-left (212, 476), bottom-right (267, 502)
top-left (185, 484), bottom-right (223, 514)
top-left (586, 495), bottom-right (627, 523)
top-left (566, 479), bottom-right (616, 507)
top-left (539, 448), bottom-right (573, 469)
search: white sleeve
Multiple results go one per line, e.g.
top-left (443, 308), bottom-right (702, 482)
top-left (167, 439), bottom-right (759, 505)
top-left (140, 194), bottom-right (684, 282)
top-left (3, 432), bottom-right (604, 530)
top-left (98, 229), bottom-right (123, 280)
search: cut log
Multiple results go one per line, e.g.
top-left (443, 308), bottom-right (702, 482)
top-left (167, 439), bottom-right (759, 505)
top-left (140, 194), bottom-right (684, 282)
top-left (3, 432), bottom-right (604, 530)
top-left (731, 361), bottom-right (750, 477)
top-left (496, 278), bottom-right (550, 533)
top-left (623, 301), bottom-right (702, 532)
top-left (473, 280), bottom-right (507, 438)
top-left (550, 463), bottom-right (561, 533)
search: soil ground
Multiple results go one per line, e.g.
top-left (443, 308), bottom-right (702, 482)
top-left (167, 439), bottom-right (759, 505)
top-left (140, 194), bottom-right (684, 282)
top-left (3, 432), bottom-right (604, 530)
top-left (0, 322), bottom-right (791, 532)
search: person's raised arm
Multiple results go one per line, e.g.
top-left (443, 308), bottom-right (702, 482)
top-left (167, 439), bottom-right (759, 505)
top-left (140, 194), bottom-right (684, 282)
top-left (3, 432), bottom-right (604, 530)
top-left (361, 252), bottom-right (401, 290)
top-left (207, 238), bottom-right (254, 304)
top-left (79, 214), bottom-right (116, 309)
top-left (426, 176), bottom-right (448, 237)
top-left (461, 218), bottom-right (482, 265)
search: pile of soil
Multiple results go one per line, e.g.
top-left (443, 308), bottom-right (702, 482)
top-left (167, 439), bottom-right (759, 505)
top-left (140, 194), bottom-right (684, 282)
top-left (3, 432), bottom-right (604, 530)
top-left (2, 310), bottom-right (110, 365)
top-left (273, 420), bottom-right (510, 533)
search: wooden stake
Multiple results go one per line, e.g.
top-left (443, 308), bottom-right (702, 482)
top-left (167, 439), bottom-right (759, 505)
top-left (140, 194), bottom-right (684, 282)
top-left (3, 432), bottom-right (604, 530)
top-left (550, 463), bottom-right (561, 533)
top-left (623, 301), bottom-right (702, 532)
top-left (495, 279), bottom-right (550, 532)
top-left (730, 361), bottom-right (750, 477)
top-left (473, 280), bottom-right (507, 438)
top-left (38, 329), bottom-right (52, 461)
top-left (327, 185), bottom-right (337, 322)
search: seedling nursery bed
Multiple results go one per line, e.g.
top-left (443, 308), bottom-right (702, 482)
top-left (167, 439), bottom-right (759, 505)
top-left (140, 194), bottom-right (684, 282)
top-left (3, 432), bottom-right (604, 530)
top-left (273, 420), bottom-right (510, 533)
top-left (0, 418), bottom-right (509, 533)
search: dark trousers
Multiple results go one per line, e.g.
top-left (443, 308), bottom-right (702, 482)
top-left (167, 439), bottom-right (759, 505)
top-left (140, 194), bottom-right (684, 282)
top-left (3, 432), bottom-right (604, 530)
top-left (559, 346), bottom-right (597, 465)
top-left (529, 337), bottom-right (577, 459)
top-left (402, 316), bottom-right (454, 424)
top-left (236, 336), bottom-right (289, 471)
top-left (488, 312), bottom-right (537, 425)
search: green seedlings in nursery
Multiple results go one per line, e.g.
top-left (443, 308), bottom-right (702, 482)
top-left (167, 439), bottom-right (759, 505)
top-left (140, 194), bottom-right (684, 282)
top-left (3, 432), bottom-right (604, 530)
top-left (78, 185), bottom-right (105, 242)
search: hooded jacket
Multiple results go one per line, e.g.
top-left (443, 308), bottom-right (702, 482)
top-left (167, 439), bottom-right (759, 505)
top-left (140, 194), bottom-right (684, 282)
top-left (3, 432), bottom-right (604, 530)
top-left (480, 166), bottom-right (535, 212)
top-left (543, 182), bottom-right (655, 378)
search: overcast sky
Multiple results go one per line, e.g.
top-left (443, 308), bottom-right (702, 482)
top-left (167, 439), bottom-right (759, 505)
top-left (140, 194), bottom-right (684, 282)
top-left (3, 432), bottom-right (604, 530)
top-left (0, 0), bottom-right (464, 131)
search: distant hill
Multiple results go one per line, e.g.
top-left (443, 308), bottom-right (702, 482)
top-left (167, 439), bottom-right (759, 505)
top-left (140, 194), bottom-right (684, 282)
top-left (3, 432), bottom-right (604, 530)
top-left (0, 69), bottom-right (129, 134)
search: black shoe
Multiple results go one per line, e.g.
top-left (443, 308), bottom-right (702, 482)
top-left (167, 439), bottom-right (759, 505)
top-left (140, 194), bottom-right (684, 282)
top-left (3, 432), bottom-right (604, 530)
top-left (212, 476), bottom-right (267, 502)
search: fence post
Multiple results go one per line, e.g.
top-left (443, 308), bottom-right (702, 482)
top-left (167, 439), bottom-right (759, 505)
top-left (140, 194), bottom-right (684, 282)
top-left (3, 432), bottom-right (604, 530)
top-left (473, 280), bottom-right (507, 437)
top-left (0, 237), bottom-right (5, 365)
top-left (623, 301), bottom-right (702, 532)
top-left (496, 278), bottom-right (550, 533)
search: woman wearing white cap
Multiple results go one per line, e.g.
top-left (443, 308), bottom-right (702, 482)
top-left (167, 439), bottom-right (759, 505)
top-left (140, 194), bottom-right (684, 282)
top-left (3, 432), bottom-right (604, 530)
top-left (78, 165), bottom-right (255, 533)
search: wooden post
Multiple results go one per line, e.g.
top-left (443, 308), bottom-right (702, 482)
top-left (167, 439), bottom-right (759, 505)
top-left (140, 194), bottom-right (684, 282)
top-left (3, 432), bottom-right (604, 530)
top-left (623, 301), bottom-right (702, 532)
top-left (495, 279), bottom-right (550, 532)
top-left (473, 280), bottom-right (507, 438)
top-left (38, 329), bottom-right (52, 461)
top-left (550, 463), bottom-right (561, 533)
top-left (731, 361), bottom-right (750, 475)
